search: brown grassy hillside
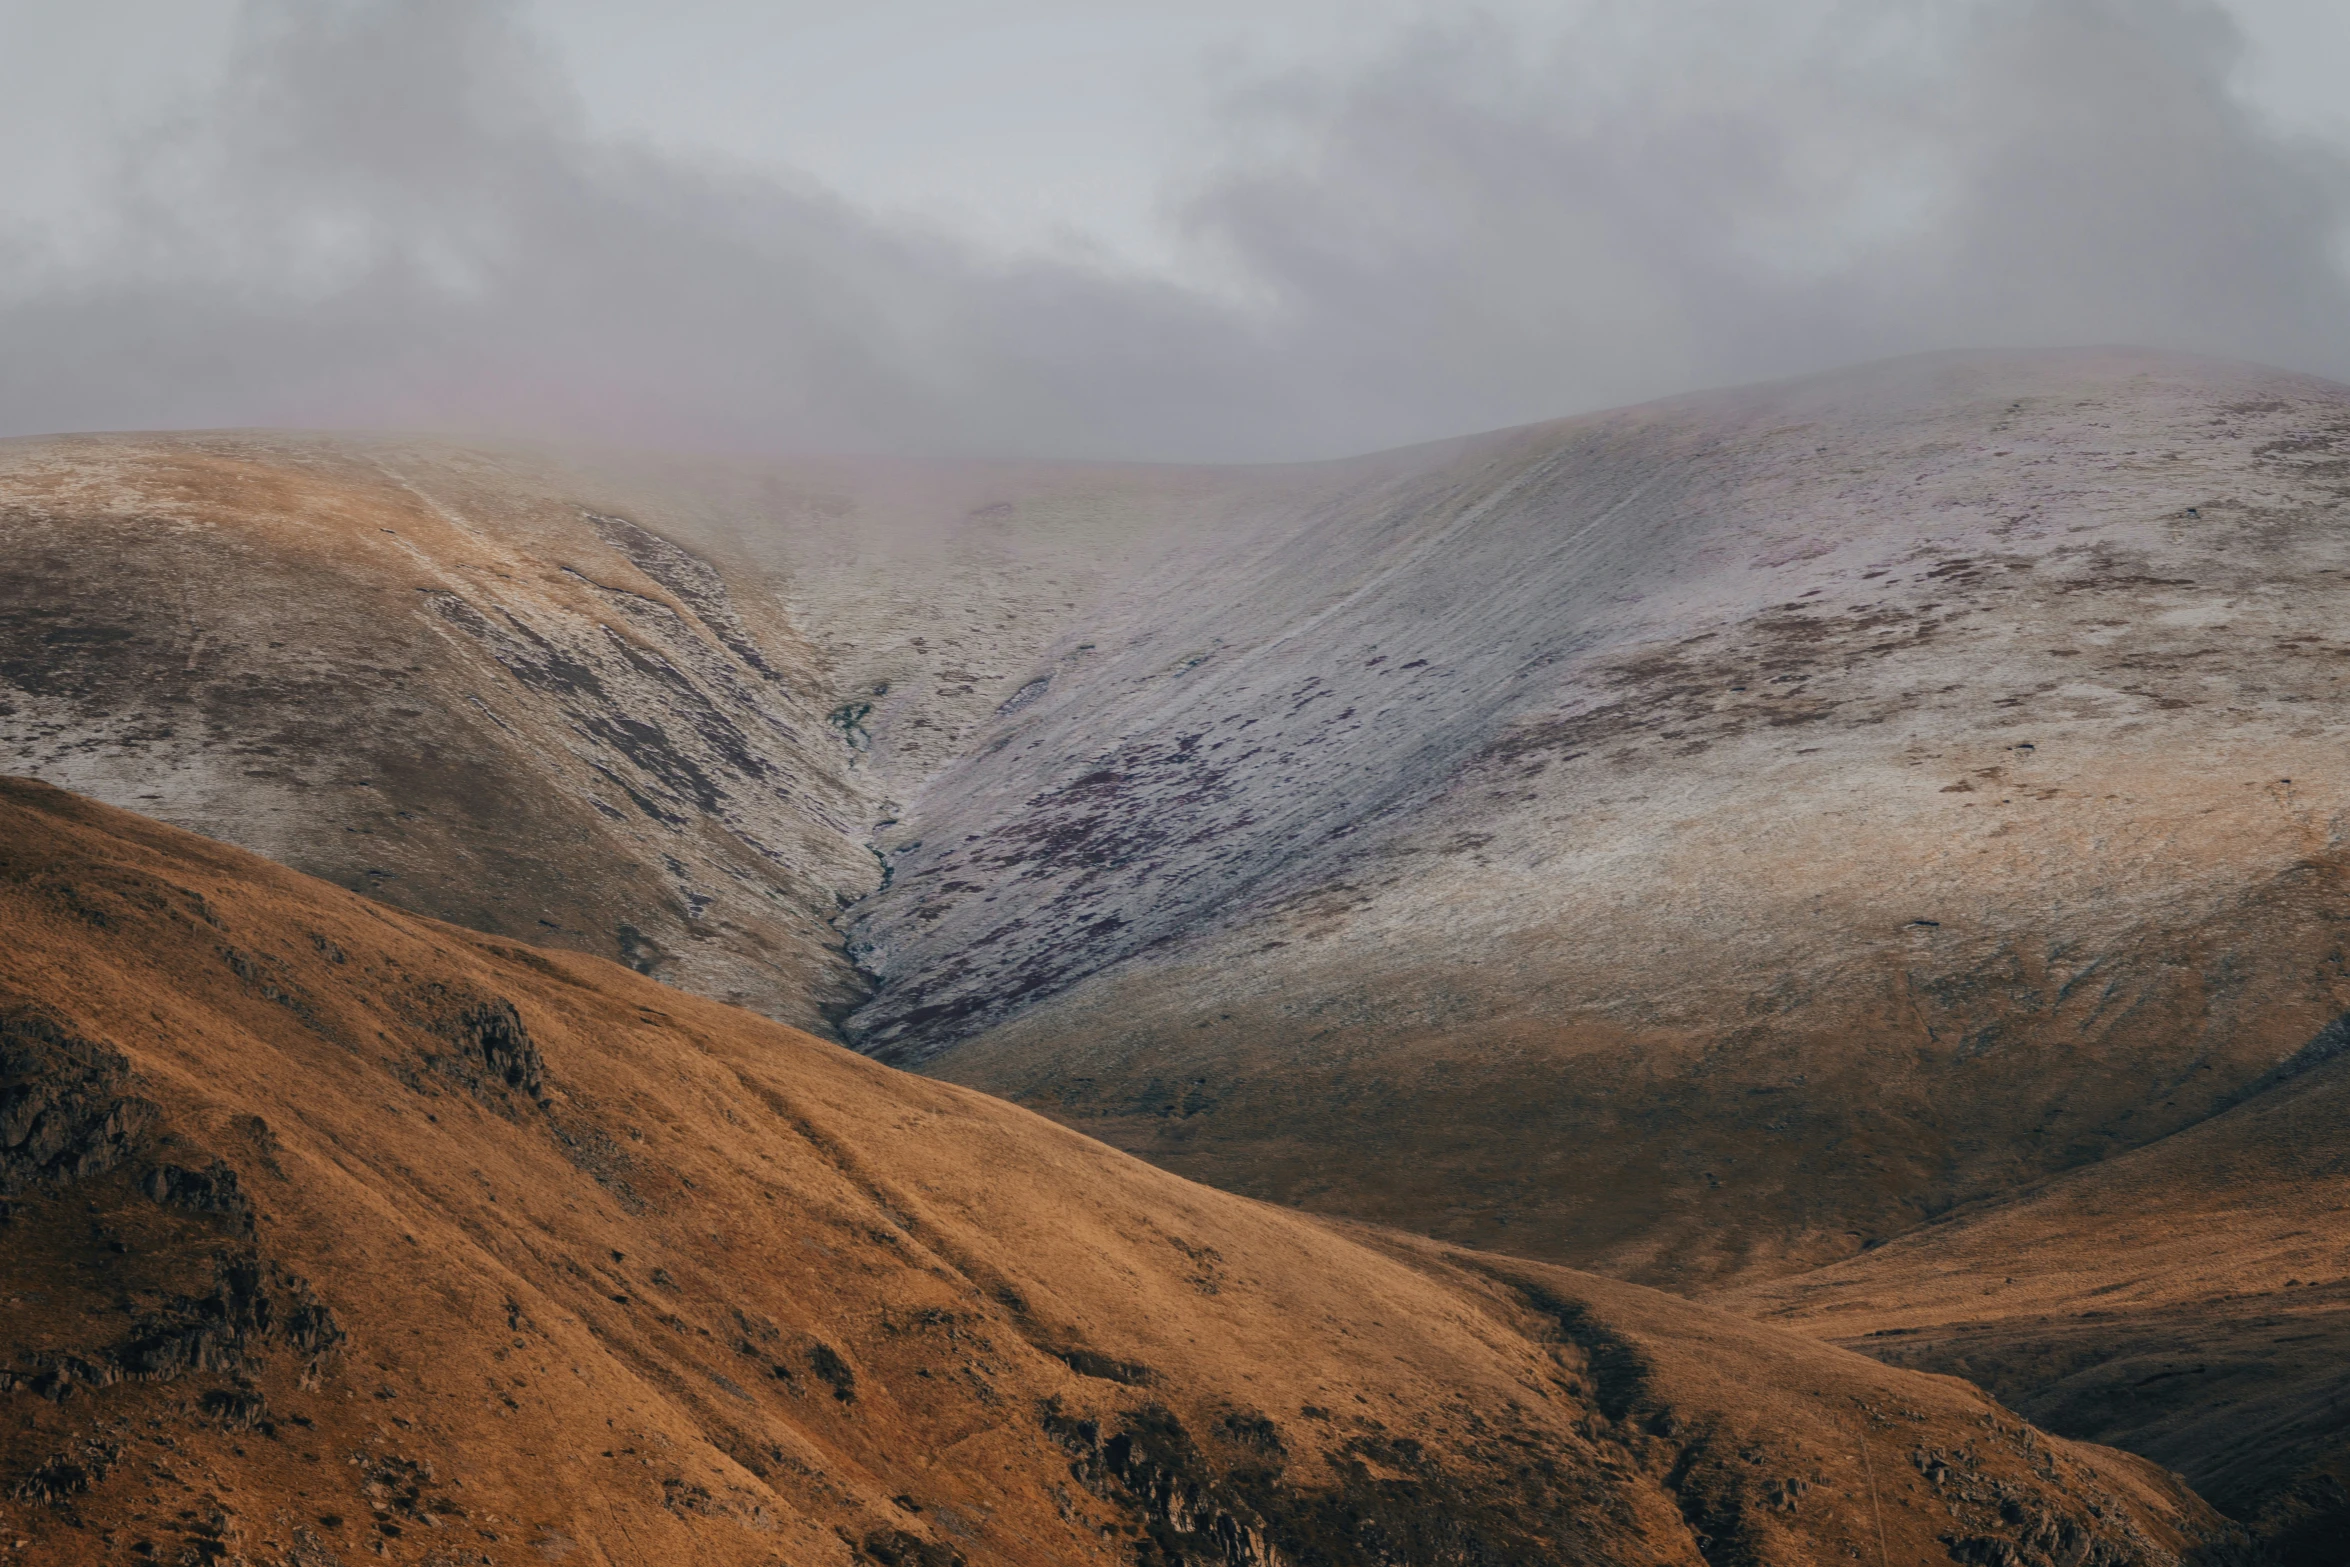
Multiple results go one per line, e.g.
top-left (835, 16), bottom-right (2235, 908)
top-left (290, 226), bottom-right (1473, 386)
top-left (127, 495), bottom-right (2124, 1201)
top-left (1727, 1029), bottom-right (2350, 1565)
top-left (0, 777), bottom-right (2241, 1566)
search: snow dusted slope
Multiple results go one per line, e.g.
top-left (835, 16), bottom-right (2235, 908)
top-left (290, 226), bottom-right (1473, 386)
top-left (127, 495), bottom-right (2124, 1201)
top-left (0, 433), bottom-right (1288, 1030)
top-left (10, 350), bottom-right (2350, 1303)
top-left (854, 350), bottom-right (2350, 1285)
top-left (0, 434), bottom-right (881, 1030)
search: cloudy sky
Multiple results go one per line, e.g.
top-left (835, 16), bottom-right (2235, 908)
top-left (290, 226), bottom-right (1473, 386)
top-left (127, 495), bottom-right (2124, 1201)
top-left (2, 0), bottom-right (2347, 460)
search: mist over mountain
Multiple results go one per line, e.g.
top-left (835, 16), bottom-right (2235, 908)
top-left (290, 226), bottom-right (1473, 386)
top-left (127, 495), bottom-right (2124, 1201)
top-left (12, 4), bottom-right (2350, 1563)
top-left (4, 0), bottom-right (2349, 461)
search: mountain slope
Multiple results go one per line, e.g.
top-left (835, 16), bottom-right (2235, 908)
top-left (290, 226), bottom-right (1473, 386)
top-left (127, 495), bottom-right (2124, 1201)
top-left (11, 348), bottom-right (2350, 1302)
top-left (0, 432), bottom-right (1295, 1035)
top-left (1725, 1017), bottom-right (2350, 1564)
top-left (889, 348), bottom-right (2350, 1287)
top-left (0, 432), bottom-right (884, 1031)
top-left (0, 775), bottom-right (2244, 1567)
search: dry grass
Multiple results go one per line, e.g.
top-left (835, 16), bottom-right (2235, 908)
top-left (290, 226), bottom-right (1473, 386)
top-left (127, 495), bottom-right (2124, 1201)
top-left (0, 778), bottom-right (2232, 1565)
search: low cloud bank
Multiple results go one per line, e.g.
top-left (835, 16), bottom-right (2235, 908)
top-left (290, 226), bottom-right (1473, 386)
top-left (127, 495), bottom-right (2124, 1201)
top-left (2, 0), bottom-right (2343, 461)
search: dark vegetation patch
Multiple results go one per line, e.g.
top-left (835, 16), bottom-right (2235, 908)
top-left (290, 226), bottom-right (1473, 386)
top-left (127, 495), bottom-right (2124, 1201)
top-left (807, 1340), bottom-right (858, 1402)
top-left (423, 568), bottom-right (807, 835)
top-left (586, 511), bottom-right (783, 683)
top-left (852, 733), bottom-right (1252, 1059)
top-left (1057, 1348), bottom-right (1159, 1387)
top-left (856, 1526), bottom-right (964, 1567)
top-left (1479, 598), bottom-right (1951, 776)
top-left (1, 1003), bottom-right (346, 1525)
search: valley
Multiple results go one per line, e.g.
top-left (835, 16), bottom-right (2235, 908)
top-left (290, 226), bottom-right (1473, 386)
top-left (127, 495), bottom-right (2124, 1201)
top-left (7, 347), bottom-right (2350, 1559)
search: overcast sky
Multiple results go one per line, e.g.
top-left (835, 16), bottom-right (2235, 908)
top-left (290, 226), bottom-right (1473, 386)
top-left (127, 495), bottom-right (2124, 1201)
top-left (3, 0), bottom-right (2348, 461)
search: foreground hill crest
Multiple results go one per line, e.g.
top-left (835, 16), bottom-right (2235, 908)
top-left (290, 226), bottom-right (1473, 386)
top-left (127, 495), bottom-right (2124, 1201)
top-left (0, 777), bottom-right (2238, 1565)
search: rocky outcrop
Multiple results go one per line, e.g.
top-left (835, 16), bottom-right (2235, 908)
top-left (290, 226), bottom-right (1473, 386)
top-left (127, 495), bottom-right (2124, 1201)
top-left (0, 1002), bottom-right (155, 1191)
top-left (0, 996), bottom-right (344, 1561)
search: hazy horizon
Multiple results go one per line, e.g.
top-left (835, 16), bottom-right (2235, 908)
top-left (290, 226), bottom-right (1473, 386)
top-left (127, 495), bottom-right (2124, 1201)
top-left (5, 0), bottom-right (2349, 463)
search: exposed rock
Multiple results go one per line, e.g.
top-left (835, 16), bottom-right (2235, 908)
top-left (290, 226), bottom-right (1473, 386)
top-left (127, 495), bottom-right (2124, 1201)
top-left (0, 1004), bottom-right (155, 1193)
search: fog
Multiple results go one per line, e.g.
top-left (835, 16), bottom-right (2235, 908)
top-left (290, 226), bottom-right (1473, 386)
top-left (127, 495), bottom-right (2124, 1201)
top-left (1, 0), bottom-right (2345, 462)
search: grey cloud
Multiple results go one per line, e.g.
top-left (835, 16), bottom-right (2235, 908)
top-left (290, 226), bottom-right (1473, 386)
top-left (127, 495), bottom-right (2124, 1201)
top-left (1184, 0), bottom-right (2350, 449)
top-left (1, 0), bottom-right (2344, 461)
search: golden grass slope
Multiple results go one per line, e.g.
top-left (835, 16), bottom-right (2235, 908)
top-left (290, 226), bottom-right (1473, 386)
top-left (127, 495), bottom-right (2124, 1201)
top-left (0, 778), bottom-right (2239, 1566)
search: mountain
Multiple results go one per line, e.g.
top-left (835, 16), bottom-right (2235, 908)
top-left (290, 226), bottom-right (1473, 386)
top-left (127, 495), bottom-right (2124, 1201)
top-left (0, 430), bottom-right (878, 1032)
top-left (0, 775), bottom-right (2241, 1566)
top-left (11, 349), bottom-right (2350, 1555)
top-left (872, 348), bottom-right (2350, 1292)
top-left (1726, 1015), bottom-right (2350, 1565)
top-left (12, 352), bottom-right (2350, 1301)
